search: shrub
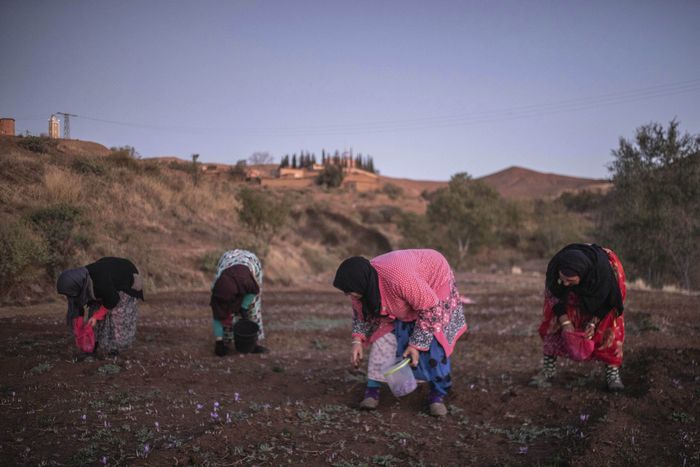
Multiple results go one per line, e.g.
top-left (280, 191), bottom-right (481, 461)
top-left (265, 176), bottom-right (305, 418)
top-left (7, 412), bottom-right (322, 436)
top-left (107, 147), bottom-right (140, 171)
top-left (26, 203), bottom-right (88, 275)
top-left (199, 250), bottom-right (223, 274)
top-left (315, 165), bottom-right (344, 188)
top-left (17, 136), bottom-right (55, 154)
top-left (71, 156), bottom-right (107, 176)
top-left (558, 190), bottom-right (606, 213)
top-left (0, 221), bottom-right (48, 293)
top-left (382, 183), bottom-right (404, 200)
top-left (236, 187), bottom-right (289, 257)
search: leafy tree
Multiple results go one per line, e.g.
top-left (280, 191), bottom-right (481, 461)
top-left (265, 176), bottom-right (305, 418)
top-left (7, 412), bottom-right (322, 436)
top-left (248, 151), bottom-right (274, 165)
top-left (191, 153), bottom-right (200, 186)
top-left (425, 173), bottom-right (503, 268)
top-left (316, 164), bottom-right (345, 188)
top-left (603, 120), bottom-right (700, 289)
top-left (235, 187), bottom-right (289, 258)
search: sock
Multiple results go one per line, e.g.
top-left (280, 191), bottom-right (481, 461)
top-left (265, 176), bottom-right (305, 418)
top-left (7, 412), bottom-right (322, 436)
top-left (366, 379), bottom-right (382, 389)
top-left (428, 389), bottom-right (444, 404)
top-left (543, 355), bottom-right (557, 379)
top-left (364, 387), bottom-right (380, 400)
top-left (605, 365), bottom-right (621, 383)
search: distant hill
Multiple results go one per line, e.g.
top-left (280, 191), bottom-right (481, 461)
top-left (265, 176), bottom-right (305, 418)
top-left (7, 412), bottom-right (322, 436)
top-left (379, 166), bottom-right (609, 200)
top-left (477, 166), bottom-right (610, 199)
top-left (147, 156), bottom-right (609, 200)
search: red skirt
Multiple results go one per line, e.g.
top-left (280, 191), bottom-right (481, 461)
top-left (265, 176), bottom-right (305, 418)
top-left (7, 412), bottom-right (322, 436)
top-left (538, 248), bottom-right (627, 366)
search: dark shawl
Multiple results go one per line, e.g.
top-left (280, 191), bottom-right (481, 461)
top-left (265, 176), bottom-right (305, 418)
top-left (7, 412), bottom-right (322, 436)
top-left (56, 267), bottom-right (92, 324)
top-left (85, 257), bottom-right (144, 309)
top-left (332, 256), bottom-right (381, 319)
top-left (545, 244), bottom-right (624, 319)
top-left (210, 264), bottom-right (260, 320)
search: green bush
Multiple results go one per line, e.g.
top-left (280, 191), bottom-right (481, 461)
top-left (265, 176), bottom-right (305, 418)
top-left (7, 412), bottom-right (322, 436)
top-left (17, 136), bottom-right (55, 154)
top-left (315, 165), bottom-right (344, 188)
top-left (107, 147), bottom-right (140, 171)
top-left (381, 183), bottom-right (404, 200)
top-left (70, 156), bottom-right (107, 176)
top-left (26, 203), bottom-right (87, 275)
top-left (198, 250), bottom-right (223, 274)
top-left (236, 187), bottom-right (289, 257)
top-left (0, 221), bottom-right (48, 293)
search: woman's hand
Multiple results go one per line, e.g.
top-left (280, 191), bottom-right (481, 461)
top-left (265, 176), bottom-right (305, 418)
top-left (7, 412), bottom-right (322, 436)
top-left (351, 342), bottom-right (363, 368)
top-left (403, 346), bottom-right (420, 367)
top-left (87, 317), bottom-right (97, 328)
top-left (558, 315), bottom-right (574, 333)
top-left (584, 319), bottom-right (599, 339)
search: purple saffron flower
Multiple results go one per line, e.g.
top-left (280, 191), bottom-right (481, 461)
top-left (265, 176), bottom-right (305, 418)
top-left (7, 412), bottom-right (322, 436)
top-left (143, 444), bottom-right (150, 455)
top-left (234, 392), bottom-right (240, 402)
top-left (214, 401), bottom-right (220, 409)
top-left (155, 421), bottom-right (160, 432)
top-left (210, 411), bottom-right (219, 419)
top-left (81, 414), bottom-right (87, 421)
top-left (196, 403), bottom-right (204, 410)
top-left (580, 414), bottom-right (589, 423)
top-left (518, 446), bottom-right (528, 455)
top-left (100, 456), bottom-right (107, 465)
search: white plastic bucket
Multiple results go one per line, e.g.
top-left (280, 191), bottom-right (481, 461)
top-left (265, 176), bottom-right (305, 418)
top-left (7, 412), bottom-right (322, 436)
top-left (383, 358), bottom-right (417, 397)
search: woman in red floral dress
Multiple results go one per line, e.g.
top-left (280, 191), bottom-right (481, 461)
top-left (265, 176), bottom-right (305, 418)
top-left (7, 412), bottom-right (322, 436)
top-left (531, 243), bottom-right (626, 391)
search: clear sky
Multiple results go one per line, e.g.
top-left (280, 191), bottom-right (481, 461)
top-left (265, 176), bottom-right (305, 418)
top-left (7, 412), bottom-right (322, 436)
top-left (1, 0), bottom-right (699, 180)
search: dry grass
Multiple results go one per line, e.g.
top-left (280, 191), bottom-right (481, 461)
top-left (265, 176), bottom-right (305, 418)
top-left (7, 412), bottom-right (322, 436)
top-left (43, 166), bottom-right (83, 204)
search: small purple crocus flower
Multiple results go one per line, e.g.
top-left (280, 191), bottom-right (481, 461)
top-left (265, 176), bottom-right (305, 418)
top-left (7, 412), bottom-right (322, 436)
top-left (196, 403), bottom-right (203, 410)
top-left (580, 414), bottom-right (589, 423)
top-left (81, 414), bottom-right (87, 421)
top-left (210, 411), bottom-right (219, 419)
top-left (100, 456), bottom-right (107, 465)
top-left (518, 446), bottom-right (528, 455)
top-left (234, 392), bottom-right (240, 402)
top-left (214, 401), bottom-right (220, 409)
top-left (155, 421), bottom-right (160, 432)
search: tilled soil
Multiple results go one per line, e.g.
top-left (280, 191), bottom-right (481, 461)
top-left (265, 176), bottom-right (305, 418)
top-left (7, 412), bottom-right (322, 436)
top-left (0, 273), bottom-right (698, 466)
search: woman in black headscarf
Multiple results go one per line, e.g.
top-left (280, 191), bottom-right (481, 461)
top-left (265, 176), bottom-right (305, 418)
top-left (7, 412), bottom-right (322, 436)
top-left (531, 244), bottom-right (627, 391)
top-left (57, 257), bottom-right (144, 357)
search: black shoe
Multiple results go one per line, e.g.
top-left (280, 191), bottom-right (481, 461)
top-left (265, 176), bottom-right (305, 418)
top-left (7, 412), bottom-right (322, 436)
top-left (251, 345), bottom-right (268, 354)
top-left (215, 341), bottom-right (229, 357)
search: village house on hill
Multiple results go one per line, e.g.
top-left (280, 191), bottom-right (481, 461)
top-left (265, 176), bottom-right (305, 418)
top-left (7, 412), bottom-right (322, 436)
top-left (261, 152), bottom-right (379, 192)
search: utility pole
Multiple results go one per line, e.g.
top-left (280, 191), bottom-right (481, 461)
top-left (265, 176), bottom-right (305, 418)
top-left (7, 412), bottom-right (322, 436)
top-left (56, 112), bottom-right (78, 139)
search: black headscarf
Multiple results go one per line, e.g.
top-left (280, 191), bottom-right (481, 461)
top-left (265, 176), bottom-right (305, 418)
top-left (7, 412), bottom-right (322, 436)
top-left (545, 244), bottom-right (624, 318)
top-left (332, 256), bottom-right (381, 319)
top-left (56, 267), bottom-right (92, 324)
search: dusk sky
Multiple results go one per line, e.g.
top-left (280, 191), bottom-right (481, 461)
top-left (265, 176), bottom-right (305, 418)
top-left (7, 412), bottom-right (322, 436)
top-left (1, 0), bottom-right (699, 180)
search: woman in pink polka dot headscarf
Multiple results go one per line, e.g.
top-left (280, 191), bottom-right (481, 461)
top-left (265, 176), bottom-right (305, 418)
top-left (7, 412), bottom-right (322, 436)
top-left (334, 249), bottom-right (468, 417)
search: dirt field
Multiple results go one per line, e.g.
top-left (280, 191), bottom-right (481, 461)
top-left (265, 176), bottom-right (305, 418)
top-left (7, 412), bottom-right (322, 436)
top-left (1, 273), bottom-right (698, 466)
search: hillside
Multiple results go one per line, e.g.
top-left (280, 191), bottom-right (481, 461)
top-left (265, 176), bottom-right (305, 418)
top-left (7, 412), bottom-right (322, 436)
top-left (1, 136), bottom-right (610, 303)
top-left (478, 166), bottom-right (609, 199)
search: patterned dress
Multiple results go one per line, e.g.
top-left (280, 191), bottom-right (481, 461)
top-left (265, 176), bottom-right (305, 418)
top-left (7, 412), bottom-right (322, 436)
top-left (212, 249), bottom-right (264, 340)
top-left (92, 292), bottom-right (139, 353)
top-left (538, 248), bottom-right (626, 366)
top-left (352, 249), bottom-right (468, 396)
